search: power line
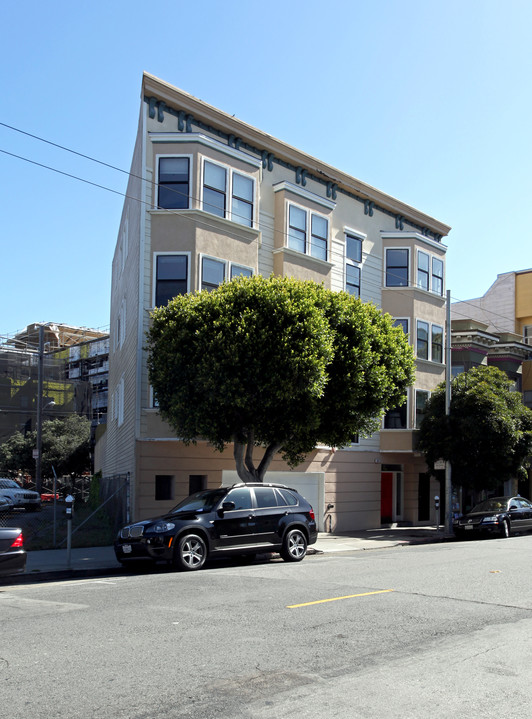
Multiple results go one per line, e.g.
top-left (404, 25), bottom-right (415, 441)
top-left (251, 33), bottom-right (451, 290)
top-left (0, 122), bottom-right (526, 333)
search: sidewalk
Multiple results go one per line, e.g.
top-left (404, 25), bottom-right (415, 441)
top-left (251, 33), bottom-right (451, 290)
top-left (4, 526), bottom-right (453, 583)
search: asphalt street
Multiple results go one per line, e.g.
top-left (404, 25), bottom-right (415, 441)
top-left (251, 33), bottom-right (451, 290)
top-left (1, 535), bottom-right (532, 719)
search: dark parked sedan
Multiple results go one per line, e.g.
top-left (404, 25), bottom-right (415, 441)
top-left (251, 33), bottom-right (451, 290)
top-left (0, 527), bottom-right (27, 577)
top-left (115, 482), bottom-right (317, 571)
top-left (453, 496), bottom-right (532, 539)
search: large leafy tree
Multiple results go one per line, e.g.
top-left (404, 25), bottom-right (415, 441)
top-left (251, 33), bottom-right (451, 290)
top-left (418, 365), bottom-right (532, 492)
top-left (147, 275), bottom-right (415, 482)
top-left (0, 415), bottom-right (91, 479)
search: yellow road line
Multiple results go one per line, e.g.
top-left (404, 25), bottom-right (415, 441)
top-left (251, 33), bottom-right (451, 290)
top-left (287, 589), bottom-right (395, 608)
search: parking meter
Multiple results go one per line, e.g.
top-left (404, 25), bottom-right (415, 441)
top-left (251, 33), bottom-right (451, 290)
top-left (434, 495), bottom-right (440, 511)
top-left (65, 494), bottom-right (74, 569)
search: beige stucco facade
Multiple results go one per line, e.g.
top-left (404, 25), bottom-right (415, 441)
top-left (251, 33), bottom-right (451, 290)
top-left (100, 73), bottom-right (451, 531)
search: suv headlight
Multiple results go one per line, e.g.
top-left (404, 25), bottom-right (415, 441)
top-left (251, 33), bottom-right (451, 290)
top-left (152, 522), bottom-right (175, 533)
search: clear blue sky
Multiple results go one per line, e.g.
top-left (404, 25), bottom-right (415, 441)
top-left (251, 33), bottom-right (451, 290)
top-left (1, 0), bottom-right (530, 337)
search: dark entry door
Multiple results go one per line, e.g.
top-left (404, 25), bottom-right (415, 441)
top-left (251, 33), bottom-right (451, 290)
top-left (381, 472), bottom-right (393, 524)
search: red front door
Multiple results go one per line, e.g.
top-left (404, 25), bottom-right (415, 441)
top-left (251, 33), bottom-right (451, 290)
top-left (381, 472), bottom-right (393, 524)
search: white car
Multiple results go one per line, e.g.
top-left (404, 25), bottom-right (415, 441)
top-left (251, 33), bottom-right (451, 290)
top-left (0, 478), bottom-right (41, 512)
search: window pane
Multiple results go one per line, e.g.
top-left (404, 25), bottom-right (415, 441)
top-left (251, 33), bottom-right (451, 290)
top-left (157, 255), bottom-right (187, 280)
top-left (254, 487), bottom-right (278, 508)
top-left (346, 235), bottom-right (362, 262)
top-left (204, 187), bottom-right (225, 217)
top-left (346, 263), bottom-right (361, 296)
top-left (386, 249), bottom-right (408, 287)
top-left (231, 197), bottom-right (252, 226)
top-left (160, 157), bottom-right (189, 181)
top-left (230, 264), bottom-right (253, 279)
top-left (204, 161), bottom-right (226, 191)
top-left (393, 318), bottom-right (409, 334)
top-left (202, 257), bottom-right (225, 288)
top-left (311, 215), bottom-right (328, 239)
top-left (310, 236), bottom-right (327, 260)
top-left (289, 227), bottom-right (306, 253)
top-left (226, 487), bottom-right (252, 510)
top-left (289, 205), bottom-right (306, 231)
top-left (233, 174), bottom-right (253, 201)
top-left (384, 401), bottom-right (407, 429)
top-left (415, 391), bottom-right (430, 428)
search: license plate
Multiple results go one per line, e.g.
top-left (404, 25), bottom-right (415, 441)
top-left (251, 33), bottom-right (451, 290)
top-left (464, 525), bottom-right (473, 530)
top-left (122, 544), bottom-right (132, 553)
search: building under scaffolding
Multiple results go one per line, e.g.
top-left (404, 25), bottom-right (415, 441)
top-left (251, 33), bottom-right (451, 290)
top-left (0, 323), bottom-right (109, 445)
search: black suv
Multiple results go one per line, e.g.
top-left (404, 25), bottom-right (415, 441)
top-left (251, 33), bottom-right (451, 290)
top-left (115, 483), bottom-right (318, 571)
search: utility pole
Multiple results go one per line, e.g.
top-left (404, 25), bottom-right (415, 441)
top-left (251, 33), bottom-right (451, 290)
top-left (444, 290), bottom-right (453, 534)
top-left (35, 324), bottom-right (44, 495)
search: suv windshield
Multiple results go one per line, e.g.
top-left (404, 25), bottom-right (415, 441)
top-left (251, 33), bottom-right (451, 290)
top-left (169, 489), bottom-right (227, 514)
top-left (0, 479), bottom-right (19, 489)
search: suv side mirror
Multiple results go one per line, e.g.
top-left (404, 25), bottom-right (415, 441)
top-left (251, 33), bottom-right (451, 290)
top-left (222, 501), bottom-right (235, 511)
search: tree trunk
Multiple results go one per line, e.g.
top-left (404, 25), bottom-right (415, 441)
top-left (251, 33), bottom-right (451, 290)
top-left (233, 435), bottom-right (281, 483)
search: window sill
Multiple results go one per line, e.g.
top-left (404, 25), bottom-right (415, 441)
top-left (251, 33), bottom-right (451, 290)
top-left (150, 208), bottom-right (261, 243)
top-left (273, 246), bottom-right (333, 271)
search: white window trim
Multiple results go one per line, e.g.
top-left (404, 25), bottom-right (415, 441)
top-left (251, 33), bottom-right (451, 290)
top-left (149, 133), bottom-right (262, 169)
top-left (152, 252), bottom-right (191, 308)
top-left (345, 230), bottom-right (364, 296)
top-left (286, 200), bottom-right (329, 261)
top-left (155, 153), bottom-right (193, 210)
top-left (201, 157), bottom-right (256, 227)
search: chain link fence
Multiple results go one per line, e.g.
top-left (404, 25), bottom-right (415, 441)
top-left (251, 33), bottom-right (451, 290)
top-left (0, 473), bottom-right (129, 550)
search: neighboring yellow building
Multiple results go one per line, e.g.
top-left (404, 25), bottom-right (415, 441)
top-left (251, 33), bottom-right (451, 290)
top-left (100, 73), bottom-right (451, 531)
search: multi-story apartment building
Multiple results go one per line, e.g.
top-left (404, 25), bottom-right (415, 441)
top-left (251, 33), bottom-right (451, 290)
top-left (100, 73), bottom-right (451, 531)
top-left (451, 269), bottom-right (532, 408)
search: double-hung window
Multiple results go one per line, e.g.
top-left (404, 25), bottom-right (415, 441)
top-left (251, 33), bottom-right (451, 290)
top-left (158, 157), bottom-right (190, 209)
top-left (417, 251), bottom-right (430, 291)
top-left (415, 390), bottom-right (430, 428)
top-left (203, 161), bottom-right (227, 218)
top-left (231, 173), bottom-right (254, 227)
top-left (386, 249), bottom-right (409, 287)
top-left (416, 320), bottom-right (444, 362)
top-left (155, 255), bottom-right (188, 306)
top-left (431, 325), bottom-right (443, 363)
top-left (203, 160), bottom-right (255, 227)
top-left (288, 205), bottom-right (307, 253)
top-left (432, 258), bottom-right (444, 295)
top-left (288, 204), bottom-right (328, 260)
top-left (346, 234), bottom-right (362, 297)
top-left (416, 320), bottom-right (429, 360)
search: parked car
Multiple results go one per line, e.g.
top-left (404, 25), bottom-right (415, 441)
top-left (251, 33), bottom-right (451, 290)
top-left (0, 527), bottom-right (27, 577)
top-left (0, 495), bottom-right (14, 513)
top-left (453, 496), bottom-right (532, 539)
top-left (0, 478), bottom-right (41, 512)
top-left (115, 483), bottom-right (317, 571)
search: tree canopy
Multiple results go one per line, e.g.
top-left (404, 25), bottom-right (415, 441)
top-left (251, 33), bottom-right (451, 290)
top-left (418, 365), bottom-right (532, 492)
top-left (147, 275), bottom-right (415, 482)
top-left (0, 415), bottom-right (92, 479)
